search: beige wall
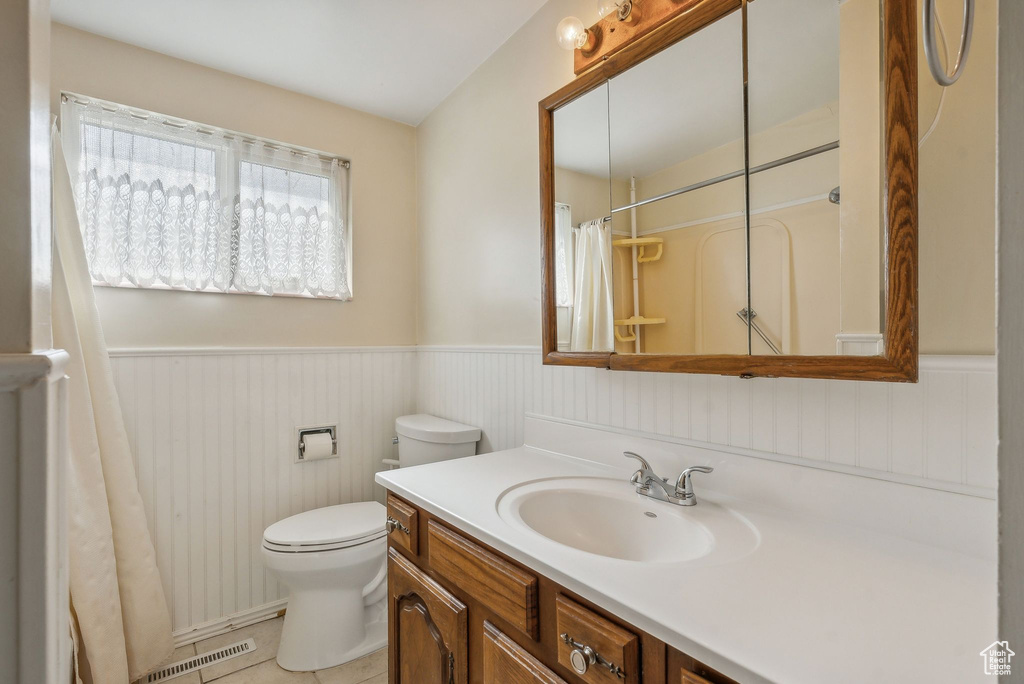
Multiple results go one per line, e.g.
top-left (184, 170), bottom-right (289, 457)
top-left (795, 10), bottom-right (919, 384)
top-left (417, 0), bottom-right (997, 354)
top-left (839, 0), bottom-right (883, 337)
top-left (917, 0), bottom-right (997, 354)
top-left (50, 23), bottom-right (419, 349)
top-left (416, 0), bottom-right (594, 346)
top-left (554, 167), bottom-right (624, 228)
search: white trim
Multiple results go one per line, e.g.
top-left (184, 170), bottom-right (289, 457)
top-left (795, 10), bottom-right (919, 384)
top-left (1, 351), bottom-right (72, 683)
top-left (835, 333), bottom-right (884, 356)
top-left (107, 345), bottom-right (994, 374)
top-left (108, 345), bottom-right (417, 357)
top-left (92, 280), bottom-right (354, 302)
top-left (172, 599), bottom-right (287, 647)
top-left (415, 345), bottom-right (542, 354)
top-left (0, 350), bottom-right (71, 390)
top-left (525, 412), bottom-right (996, 499)
top-left (920, 355), bottom-right (996, 372)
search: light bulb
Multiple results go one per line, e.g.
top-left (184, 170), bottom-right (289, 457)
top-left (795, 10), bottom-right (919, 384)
top-left (597, 0), bottom-right (622, 18)
top-left (556, 16), bottom-right (588, 50)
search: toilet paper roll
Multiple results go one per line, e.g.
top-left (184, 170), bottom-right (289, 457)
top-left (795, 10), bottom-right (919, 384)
top-left (301, 432), bottom-right (335, 461)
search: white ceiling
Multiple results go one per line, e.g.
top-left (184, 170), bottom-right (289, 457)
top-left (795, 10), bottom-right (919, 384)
top-left (50, 0), bottom-right (548, 126)
top-left (554, 0), bottom-right (840, 180)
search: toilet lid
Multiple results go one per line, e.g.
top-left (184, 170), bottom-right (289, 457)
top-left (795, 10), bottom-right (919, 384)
top-left (263, 501), bottom-right (386, 550)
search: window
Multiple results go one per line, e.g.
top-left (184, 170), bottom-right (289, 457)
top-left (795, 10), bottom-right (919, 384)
top-left (553, 202), bottom-right (574, 307)
top-left (60, 94), bottom-right (352, 299)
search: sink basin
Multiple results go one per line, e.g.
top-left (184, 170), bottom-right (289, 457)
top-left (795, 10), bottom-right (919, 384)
top-left (496, 477), bottom-right (758, 565)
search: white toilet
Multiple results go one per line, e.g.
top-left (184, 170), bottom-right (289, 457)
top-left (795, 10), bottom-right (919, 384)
top-left (262, 413), bottom-right (480, 672)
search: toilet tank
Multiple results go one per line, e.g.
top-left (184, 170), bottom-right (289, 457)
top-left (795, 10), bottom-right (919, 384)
top-left (395, 414), bottom-right (481, 468)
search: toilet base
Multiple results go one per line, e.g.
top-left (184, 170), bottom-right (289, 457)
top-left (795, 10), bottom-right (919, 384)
top-left (276, 593), bottom-right (388, 672)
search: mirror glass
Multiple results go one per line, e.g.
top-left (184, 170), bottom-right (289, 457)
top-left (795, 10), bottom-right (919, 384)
top-left (607, 11), bottom-right (747, 355)
top-left (746, 0), bottom-right (882, 356)
top-left (553, 83), bottom-right (614, 351)
top-left (548, 0), bottom-right (886, 359)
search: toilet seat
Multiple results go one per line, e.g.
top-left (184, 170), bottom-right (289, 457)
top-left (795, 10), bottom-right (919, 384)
top-left (263, 501), bottom-right (386, 554)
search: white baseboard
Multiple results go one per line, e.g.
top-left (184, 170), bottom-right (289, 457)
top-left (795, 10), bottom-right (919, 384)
top-left (172, 599), bottom-right (287, 647)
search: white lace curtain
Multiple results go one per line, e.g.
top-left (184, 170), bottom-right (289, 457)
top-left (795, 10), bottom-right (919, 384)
top-left (554, 203), bottom-right (574, 308)
top-left (60, 98), bottom-right (352, 299)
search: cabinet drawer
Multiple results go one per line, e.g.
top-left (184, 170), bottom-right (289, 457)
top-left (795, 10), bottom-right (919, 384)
top-left (427, 520), bottom-right (539, 639)
top-left (483, 621), bottom-right (567, 684)
top-left (555, 594), bottom-right (639, 684)
top-left (387, 494), bottom-right (418, 555)
top-left (667, 647), bottom-right (739, 684)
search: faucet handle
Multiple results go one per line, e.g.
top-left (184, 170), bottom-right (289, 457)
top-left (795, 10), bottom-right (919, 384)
top-left (623, 451), bottom-right (652, 471)
top-left (624, 451), bottom-right (653, 488)
top-left (675, 465), bottom-right (714, 498)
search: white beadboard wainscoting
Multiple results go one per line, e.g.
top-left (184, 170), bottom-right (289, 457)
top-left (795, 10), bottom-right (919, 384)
top-left (416, 348), bottom-right (997, 497)
top-left (109, 345), bottom-right (995, 643)
top-left (108, 347), bottom-right (416, 642)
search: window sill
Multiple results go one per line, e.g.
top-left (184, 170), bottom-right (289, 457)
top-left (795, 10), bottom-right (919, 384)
top-left (90, 281), bottom-right (353, 302)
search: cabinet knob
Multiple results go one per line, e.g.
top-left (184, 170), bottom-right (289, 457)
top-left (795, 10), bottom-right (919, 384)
top-left (561, 632), bottom-right (626, 679)
top-left (569, 644), bottom-right (597, 674)
top-left (386, 516), bottom-right (409, 535)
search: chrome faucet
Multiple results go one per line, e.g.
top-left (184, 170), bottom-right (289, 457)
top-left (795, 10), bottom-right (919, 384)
top-left (624, 451), bottom-right (713, 506)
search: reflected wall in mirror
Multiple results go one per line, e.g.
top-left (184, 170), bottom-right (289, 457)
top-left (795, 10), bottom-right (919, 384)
top-left (746, 0), bottom-right (882, 357)
top-left (607, 10), bottom-right (746, 356)
top-left (552, 83), bottom-right (616, 351)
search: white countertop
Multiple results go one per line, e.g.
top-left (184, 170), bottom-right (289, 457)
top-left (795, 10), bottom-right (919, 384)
top-left (376, 445), bottom-right (995, 683)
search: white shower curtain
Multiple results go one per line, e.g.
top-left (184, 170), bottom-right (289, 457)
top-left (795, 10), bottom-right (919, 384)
top-left (52, 125), bottom-right (174, 683)
top-left (570, 219), bottom-right (615, 352)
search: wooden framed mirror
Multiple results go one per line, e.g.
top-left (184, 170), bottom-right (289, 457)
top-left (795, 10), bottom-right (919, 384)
top-left (539, 0), bottom-right (917, 381)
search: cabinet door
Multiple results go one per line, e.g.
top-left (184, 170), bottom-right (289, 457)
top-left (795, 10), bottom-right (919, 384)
top-left (675, 671), bottom-right (713, 684)
top-left (388, 547), bottom-right (468, 684)
top-left (483, 622), bottom-right (567, 684)
top-left (666, 646), bottom-right (739, 684)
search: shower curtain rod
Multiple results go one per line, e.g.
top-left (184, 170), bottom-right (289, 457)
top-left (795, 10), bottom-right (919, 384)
top-left (608, 140), bottom-right (840, 216)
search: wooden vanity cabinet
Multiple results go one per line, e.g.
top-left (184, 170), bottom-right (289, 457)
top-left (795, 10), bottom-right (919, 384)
top-left (385, 493), bottom-right (738, 684)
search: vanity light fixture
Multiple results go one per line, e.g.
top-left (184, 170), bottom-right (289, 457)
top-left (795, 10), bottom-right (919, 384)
top-left (557, 0), bottom-right (633, 51)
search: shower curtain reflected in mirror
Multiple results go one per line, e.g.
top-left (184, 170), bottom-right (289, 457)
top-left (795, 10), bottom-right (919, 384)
top-left (570, 219), bottom-right (614, 352)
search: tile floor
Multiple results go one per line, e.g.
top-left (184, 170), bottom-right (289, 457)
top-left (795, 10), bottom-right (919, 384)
top-left (137, 617), bottom-right (387, 684)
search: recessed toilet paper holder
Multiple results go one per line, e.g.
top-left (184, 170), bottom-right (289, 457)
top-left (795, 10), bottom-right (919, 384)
top-left (296, 425), bottom-right (338, 462)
